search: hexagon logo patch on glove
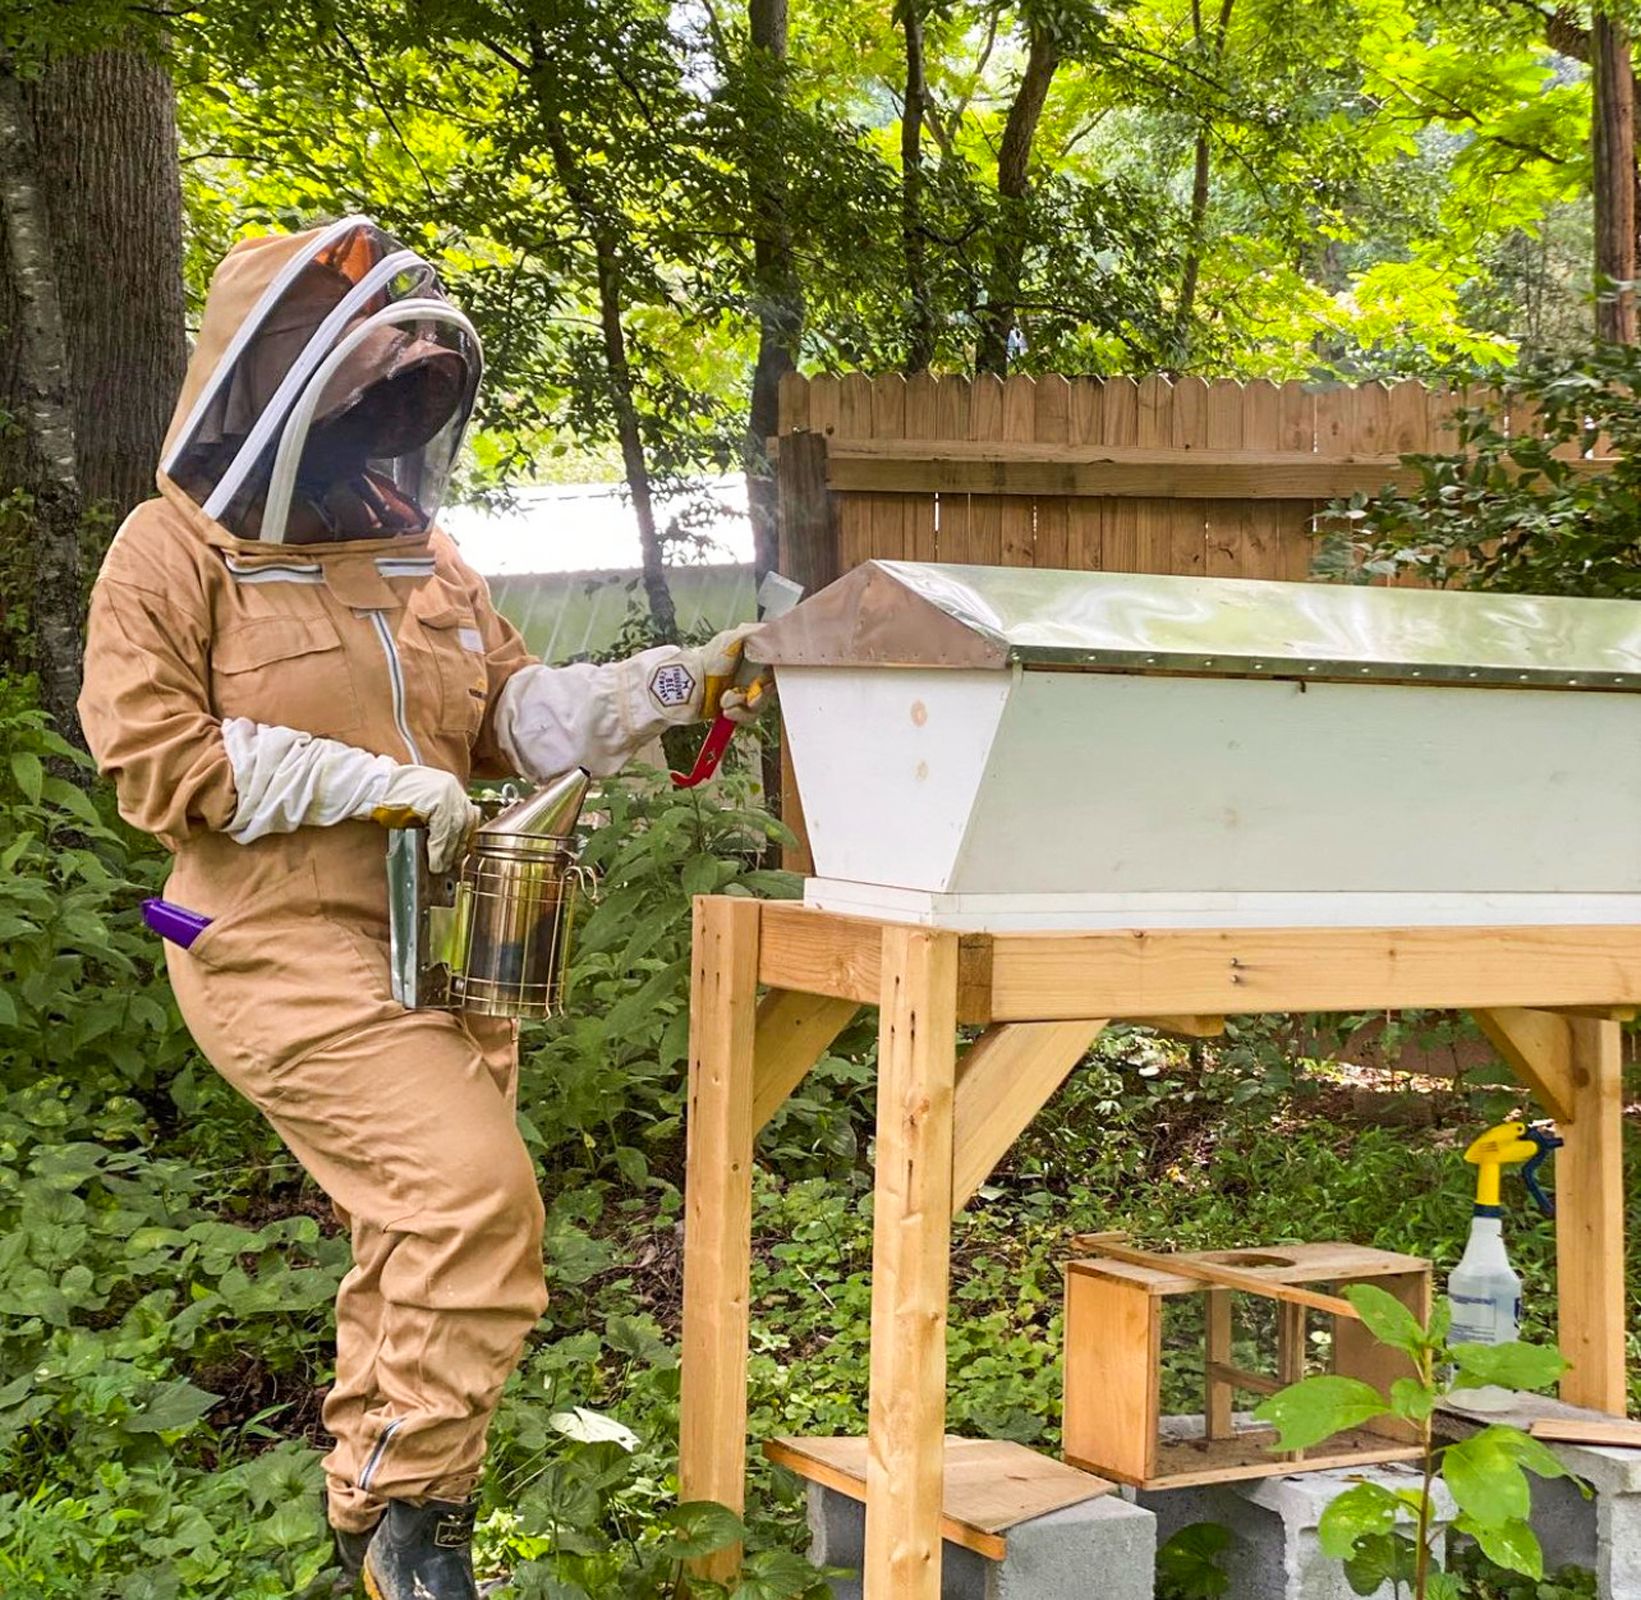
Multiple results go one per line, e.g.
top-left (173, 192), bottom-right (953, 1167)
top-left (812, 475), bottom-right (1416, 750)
top-left (649, 663), bottom-right (697, 710)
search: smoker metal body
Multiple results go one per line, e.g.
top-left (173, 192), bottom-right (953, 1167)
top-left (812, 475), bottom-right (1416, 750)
top-left (388, 769), bottom-right (590, 1019)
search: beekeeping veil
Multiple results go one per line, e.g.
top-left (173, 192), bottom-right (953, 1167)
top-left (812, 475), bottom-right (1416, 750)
top-left (161, 217), bottom-right (482, 543)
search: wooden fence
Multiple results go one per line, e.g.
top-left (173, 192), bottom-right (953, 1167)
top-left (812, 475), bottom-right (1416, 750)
top-left (772, 371), bottom-right (1482, 592)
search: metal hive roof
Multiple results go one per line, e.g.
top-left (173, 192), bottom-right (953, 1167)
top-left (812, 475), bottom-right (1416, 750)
top-left (750, 560), bottom-right (1641, 689)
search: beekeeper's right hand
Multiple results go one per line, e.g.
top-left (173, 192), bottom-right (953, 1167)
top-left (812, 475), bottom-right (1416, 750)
top-left (220, 718), bottom-right (479, 871)
top-left (369, 764), bottom-right (480, 871)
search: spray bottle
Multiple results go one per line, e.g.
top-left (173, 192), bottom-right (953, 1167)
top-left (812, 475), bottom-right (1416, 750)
top-left (1448, 1120), bottom-right (1561, 1405)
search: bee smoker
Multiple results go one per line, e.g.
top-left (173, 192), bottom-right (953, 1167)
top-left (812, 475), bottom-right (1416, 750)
top-left (387, 767), bottom-right (591, 1019)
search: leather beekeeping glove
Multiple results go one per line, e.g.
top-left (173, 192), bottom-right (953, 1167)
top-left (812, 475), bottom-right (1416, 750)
top-left (369, 764), bottom-right (480, 871)
top-left (221, 719), bottom-right (479, 871)
top-left (695, 623), bottom-right (768, 721)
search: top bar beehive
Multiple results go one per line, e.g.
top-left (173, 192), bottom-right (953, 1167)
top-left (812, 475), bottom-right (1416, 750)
top-left (750, 562), bottom-right (1641, 932)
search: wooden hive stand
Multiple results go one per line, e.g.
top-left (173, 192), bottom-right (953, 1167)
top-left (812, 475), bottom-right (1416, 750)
top-left (678, 898), bottom-right (1635, 1598)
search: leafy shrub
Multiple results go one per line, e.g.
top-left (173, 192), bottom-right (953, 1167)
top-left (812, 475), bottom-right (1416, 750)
top-left (1335, 344), bottom-right (1641, 597)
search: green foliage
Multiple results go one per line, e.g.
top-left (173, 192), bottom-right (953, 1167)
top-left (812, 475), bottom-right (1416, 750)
top-left (1156, 1521), bottom-right (1233, 1600)
top-left (1257, 1287), bottom-right (1579, 1598)
top-left (1340, 345), bottom-right (1641, 597)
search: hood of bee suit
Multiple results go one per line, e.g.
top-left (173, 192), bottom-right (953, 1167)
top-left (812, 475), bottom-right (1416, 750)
top-left (158, 216), bottom-right (483, 545)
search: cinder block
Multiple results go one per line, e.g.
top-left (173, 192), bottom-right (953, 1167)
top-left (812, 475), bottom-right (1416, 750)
top-left (1141, 1463), bottom-right (1454, 1600)
top-left (806, 1481), bottom-right (1157, 1600)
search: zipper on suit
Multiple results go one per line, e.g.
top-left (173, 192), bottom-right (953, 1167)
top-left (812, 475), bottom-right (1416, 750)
top-left (358, 1416), bottom-right (404, 1491)
top-left (367, 610), bottom-right (424, 765)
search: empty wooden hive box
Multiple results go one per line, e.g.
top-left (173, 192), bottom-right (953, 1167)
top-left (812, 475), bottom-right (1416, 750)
top-left (1062, 1240), bottom-right (1431, 1489)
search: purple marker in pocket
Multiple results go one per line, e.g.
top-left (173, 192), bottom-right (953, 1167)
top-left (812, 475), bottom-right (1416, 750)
top-left (141, 898), bottom-right (213, 950)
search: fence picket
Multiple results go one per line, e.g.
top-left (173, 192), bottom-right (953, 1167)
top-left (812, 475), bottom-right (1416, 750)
top-left (836, 373), bottom-right (878, 569)
top-left (903, 372), bottom-right (941, 562)
top-left (1099, 377), bottom-right (1141, 570)
top-left (1166, 377), bottom-right (1209, 577)
top-left (1204, 380), bottom-right (1246, 578)
top-left (935, 376), bottom-right (973, 562)
top-left (1066, 379), bottom-right (1104, 572)
top-left (1135, 376), bottom-right (1175, 572)
top-left (1000, 376), bottom-right (1038, 565)
top-left (1034, 375), bottom-right (1072, 569)
top-left (967, 374), bottom-right (1006, 565)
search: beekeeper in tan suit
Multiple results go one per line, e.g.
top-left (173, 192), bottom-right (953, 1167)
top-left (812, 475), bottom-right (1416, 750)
top-left (78, 218), bottom-right (760, 1600)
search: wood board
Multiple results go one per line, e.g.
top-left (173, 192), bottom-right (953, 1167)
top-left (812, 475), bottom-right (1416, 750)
top-left (766, 1435), bottom-right (1115, 1560)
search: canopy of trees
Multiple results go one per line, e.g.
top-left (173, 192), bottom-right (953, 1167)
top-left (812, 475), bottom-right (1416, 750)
top-left (0, 0), bottom-right (1630, 708)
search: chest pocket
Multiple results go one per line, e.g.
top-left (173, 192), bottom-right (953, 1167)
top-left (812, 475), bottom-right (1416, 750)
top-left (210, 614), bottom-right (363, 738)
top-left (409, 581), bottom-right (489, 741)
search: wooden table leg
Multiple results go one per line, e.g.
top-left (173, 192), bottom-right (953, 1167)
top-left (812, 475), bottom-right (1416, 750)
top-left (865, 926), bottom-right (959, 1600)
top-left (679, 896), bottom-right (763, 1580)
top-left (1558, 1017), bottom-right (1628, 1414)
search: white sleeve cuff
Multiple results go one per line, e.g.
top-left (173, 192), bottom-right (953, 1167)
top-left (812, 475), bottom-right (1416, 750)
top-left (492, 646), bottom-right (704, 781)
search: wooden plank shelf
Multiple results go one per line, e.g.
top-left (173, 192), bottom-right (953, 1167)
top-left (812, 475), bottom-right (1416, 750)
top-left (765, 1435), bottom-right (1115, 1561)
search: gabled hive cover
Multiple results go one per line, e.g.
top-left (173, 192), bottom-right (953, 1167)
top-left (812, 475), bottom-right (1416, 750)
top-left (750, 560), bottom-right (1641, 689)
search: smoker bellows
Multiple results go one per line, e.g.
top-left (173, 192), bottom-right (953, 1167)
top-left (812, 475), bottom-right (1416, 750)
top-left (749, 561), bottom-right (1641, 932)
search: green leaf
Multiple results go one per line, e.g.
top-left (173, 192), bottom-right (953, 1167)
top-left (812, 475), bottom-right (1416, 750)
top-left (123, 1379), bottom-right (220, 1435)
top-left (1342, 1531), bottom-right (1418, 1596)
top-left (661, 1500), bottom-right (748, 1559)
top-left (1156, 1521), bottom-right (1231, 1597)
top-left (1254, 1376), bottom-right (1391, 1452)
top-left (1450, 1340), bottom-right (1567, 1392)
top-left (1317, 1480), bottom-right (1403, 1560)
top-left (1345, 1283), bottom-right (1425, 1357)
top-left (1455, 1512), bottom-right (1544, 1580)
top-left (1389, 1377), bottom-right (1435, 1422)
top-left (10, 751), bottom-right (42, 804)
top-left (1442, 1428), bottom-right (1532, 1525)
top-left (680, 854), bottom-right (721, 897)
top-left (1427, 1297), bottom-right (1453, 1347)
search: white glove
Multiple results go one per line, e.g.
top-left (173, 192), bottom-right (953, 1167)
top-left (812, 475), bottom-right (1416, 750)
top-left (220, 719), bottom-right (477, 871)
top-left (371, 764), bottom-right (481, 872)
top-left (492, 623), bottom-right (770, 782)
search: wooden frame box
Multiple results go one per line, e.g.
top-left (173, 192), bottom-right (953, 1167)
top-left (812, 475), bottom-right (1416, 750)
top-left (1063, 1241), bottom-right (1432, 1489)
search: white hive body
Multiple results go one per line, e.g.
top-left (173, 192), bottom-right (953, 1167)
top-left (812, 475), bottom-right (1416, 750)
top-left (750, 562), bottom-right (1641, 931)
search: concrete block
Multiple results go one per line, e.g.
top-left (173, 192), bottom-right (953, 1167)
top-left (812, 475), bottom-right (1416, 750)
top-left (806, 1480), bottom-right (1157, 1600)
top-left (1141, 1463), bottom-right (1454, 1600)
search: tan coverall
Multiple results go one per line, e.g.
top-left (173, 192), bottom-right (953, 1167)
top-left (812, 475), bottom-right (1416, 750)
top-left (78, 222), bottom-right (734, 1532)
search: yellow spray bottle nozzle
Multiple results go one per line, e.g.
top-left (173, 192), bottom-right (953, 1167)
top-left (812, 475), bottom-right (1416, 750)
top-left (1463, 1120), bottom-right (1560, 1212)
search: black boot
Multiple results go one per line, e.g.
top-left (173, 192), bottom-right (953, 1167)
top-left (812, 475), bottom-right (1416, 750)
top-left (331, 1523), bottom-right (376, 1594)
top-left (362, 1499), bottom-right (479, 1600)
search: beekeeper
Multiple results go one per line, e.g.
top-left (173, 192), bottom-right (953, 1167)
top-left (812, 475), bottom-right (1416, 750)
top-left (78, 218), bottom-right (761, 1600)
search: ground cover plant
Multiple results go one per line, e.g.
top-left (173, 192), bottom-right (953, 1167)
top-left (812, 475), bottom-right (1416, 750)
top-left (1, 666), bottom-right (1633, 1597)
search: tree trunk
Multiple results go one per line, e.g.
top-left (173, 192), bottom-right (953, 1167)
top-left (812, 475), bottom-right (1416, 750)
top-left (1593, 11), bottom-right (1637, 343)
top-left (531, 71), bottom-right (678, 642)
top-left (743, 0), bottom-right (800, 587)
top-left (974, 28), bottom-right (1060, 374)
top-left (1173, 0), bottom-right (1235, 364)
top-left (900, 0), bottom-right (936, 372)
top-left (0, 46), bottom-right (186, 746)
